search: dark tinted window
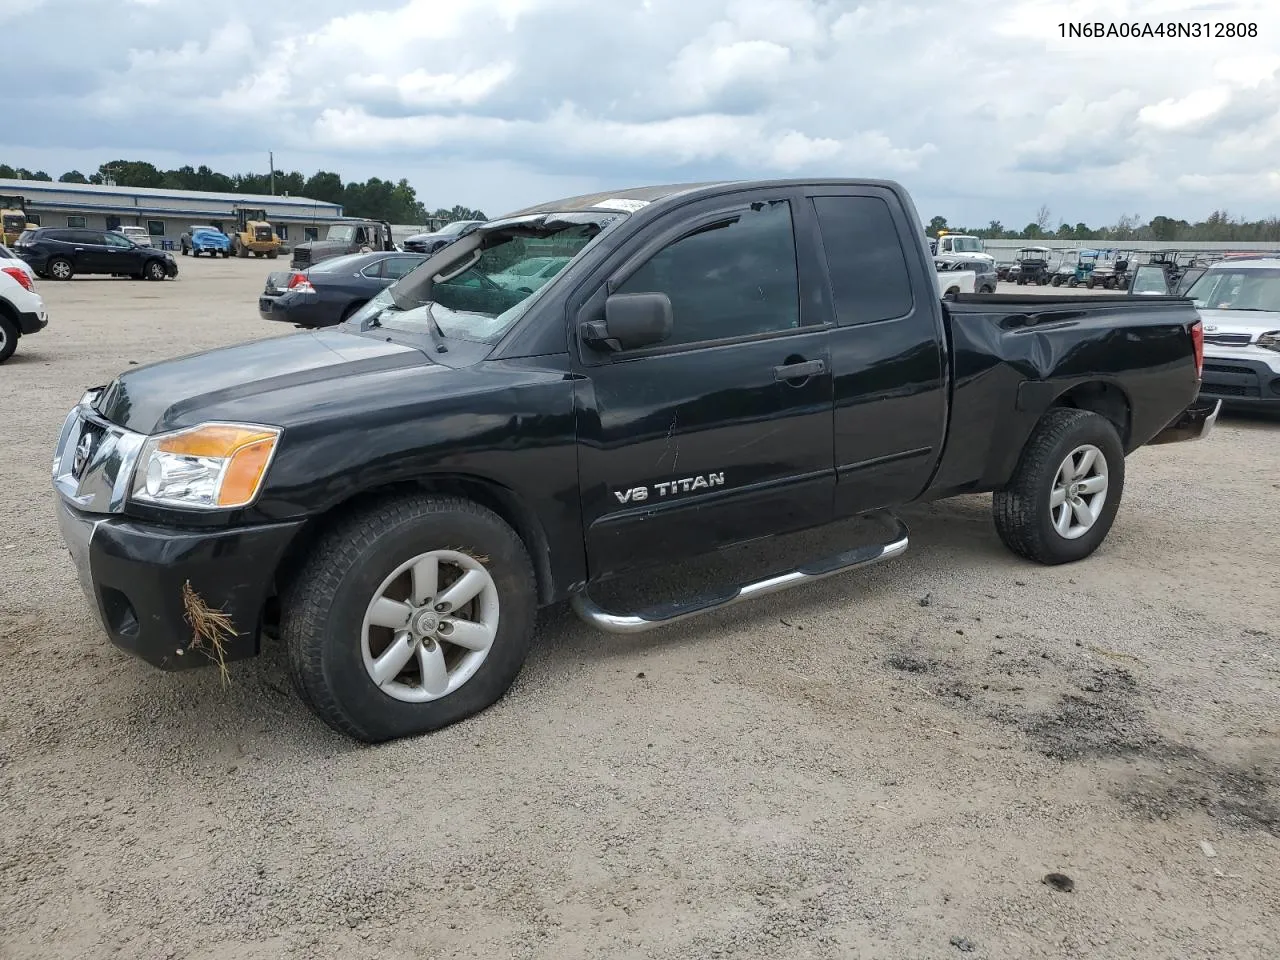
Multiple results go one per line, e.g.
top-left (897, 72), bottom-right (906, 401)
top-left (383, 257), bottom-right (422, 280)
top-left (813, 196), bottom-right (913, 325)
top-left (72, 230), bottom-right (105, 245)
top-left (44, 229), bottom-right (75, 242)
top-left (615, 199), bottom-right (800, 348)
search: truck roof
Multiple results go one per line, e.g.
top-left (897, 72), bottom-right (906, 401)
top-left (499, 178), bottom-right (913, 219)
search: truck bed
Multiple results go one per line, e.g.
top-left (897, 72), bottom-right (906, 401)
top-left (921, 292), bottom-right (1202, 500)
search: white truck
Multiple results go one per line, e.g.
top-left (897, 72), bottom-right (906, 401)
top-left (931, 232), bottom-right (995, 264)
top-left (935, 261), bottom-right (977, 297)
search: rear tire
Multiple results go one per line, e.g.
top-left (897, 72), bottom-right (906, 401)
top-left (48, 257), bottom-right (73, 281)
top-left (993, 409), bottom-right (1125, 565)
top-left (281, 495), bottom-right (537, 743)
top-left (0, 315), bottom-right (17, 363)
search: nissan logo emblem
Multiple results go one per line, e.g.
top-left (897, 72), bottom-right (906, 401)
top-left (72, 433), bottom-right (93, 479)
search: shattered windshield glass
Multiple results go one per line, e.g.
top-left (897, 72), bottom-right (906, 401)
top-left (327, 225), bottom-right (356, 243)
top-left (350, 212), bottom-right (622, 344)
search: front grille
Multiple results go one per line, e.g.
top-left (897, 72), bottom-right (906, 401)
top-left (292, 248), bottom-right (311, 267)
top-left (254, 227), bottom-right (272, 241)
top-left (1204, 333), bottom-right (1252, 346)
top-left (1203, 383), bottom-right (1251, 397)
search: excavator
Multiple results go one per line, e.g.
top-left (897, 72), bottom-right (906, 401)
top-left (230, 207), bottom-right (281, 259)
top-left (1, 195), bottom-right (35, 246)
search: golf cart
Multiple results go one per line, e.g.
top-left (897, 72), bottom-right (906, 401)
top-left (1089, 250), bottom-right (1135, 290)
top-left (1050, 249), bottom-right (1097, 287)
top-left (1014, 246), bottom-right (1052, 285)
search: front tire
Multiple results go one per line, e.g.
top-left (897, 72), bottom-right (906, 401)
top-left (281, 495), bottom-right (537, 743)
top-left (993, 408), bottom-right (1125, 565)
top-left (144, 259), bottom-right (167, 281)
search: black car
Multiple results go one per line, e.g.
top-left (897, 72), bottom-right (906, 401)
top-left (14, 227), bottom-right (178, 281)
top-left (260, 250), bottom-right (427, 327)
top-left (51, 178), bottom-right (1213, 744)
top-left (402, 219), bottom-right (484, 255)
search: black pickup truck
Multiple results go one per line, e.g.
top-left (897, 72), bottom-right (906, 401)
top-left (51, 179), bottom-right (1218, 743)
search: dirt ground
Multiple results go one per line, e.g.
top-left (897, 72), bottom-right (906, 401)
top-left (1, 258), bottom-right (1277, 960)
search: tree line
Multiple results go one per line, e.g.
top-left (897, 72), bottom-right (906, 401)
top-left (0, 160), bottom-right (486, 226)
top-left (928, 204), bottom-right (1280, 244)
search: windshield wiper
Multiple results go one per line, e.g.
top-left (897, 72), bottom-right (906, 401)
top-left (423, 302), bottom-right (449, 354)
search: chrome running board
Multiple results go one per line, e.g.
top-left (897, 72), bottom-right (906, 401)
top-left (571, 514), bottom-right (910, 635)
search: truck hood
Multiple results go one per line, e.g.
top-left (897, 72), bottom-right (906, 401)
top-left (94, 329), bottom-right (430, 434)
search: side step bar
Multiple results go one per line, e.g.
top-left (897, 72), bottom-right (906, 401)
top-left (571, 514), bottom-right (910, 635)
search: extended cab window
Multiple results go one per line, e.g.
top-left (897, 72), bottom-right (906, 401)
top-left (616, 200), bottom-right (800, 347)
top-left (813, 196), bottom-right (913, 325)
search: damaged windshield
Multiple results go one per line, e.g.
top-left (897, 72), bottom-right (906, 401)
top-left (326, 225), bottom-right (357, 243)
top-left (350, 212), bottom-right (621, 343)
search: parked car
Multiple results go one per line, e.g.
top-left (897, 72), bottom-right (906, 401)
top-left (489, 255), bottom-right (572, 292)
top-left (117, 225), bottom-right (153, 247)
top-left (937, 254), bottom-right (997, 293)
top-left (51, 178), bottom-right (1213, 743)
top-left (402, 219), bottom-right (484, 255)
top-left (260, 251), bottom-right (428, 328)
top-left (14, 227), bottom-right (178, 281)
top-left (1132, 256), bottom-right (1280, 410)
top-left (933, 258), bottom-right (977, 296)
top-left (180, 226), bottom-right (232, 258)
top-left (0, 265), bottom-right (47, 363)
top-left (290, 220), bottom-right (395, 270)
top-left (0, 241), bottom-right (36, 283)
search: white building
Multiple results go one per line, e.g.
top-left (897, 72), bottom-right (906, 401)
top-left (0, 178), bottom-right (345, 247)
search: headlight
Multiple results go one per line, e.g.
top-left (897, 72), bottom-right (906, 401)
top-left (1259, 330), bottom-right (1280, 353)
top-left (131, 423), bottom-right (282, 509)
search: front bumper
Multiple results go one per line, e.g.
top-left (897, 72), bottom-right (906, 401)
top-left (161, 259), bottom-right (180, 278)
top-left (56, 499), bottom-right (304, 671)
top-left (1199, 355), bottom-right (1280, 407)
top-left (1148, 397), bottom-right (1222, 445)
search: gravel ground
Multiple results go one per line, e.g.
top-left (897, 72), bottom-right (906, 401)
top-left (1, 259), bottom-right (1278, 959)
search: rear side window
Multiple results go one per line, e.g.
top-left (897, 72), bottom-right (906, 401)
top-left (812, 196), bottom-right (914, 325)
top-left (383, 257), bottom-right (422, 280)
top-left (615, 199), bottom-right (800, 348)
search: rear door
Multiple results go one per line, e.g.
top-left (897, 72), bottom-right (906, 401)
top-left (573, 190), bottom-right (836, 579)
top-left (805, 188), bottom-right (948, 517)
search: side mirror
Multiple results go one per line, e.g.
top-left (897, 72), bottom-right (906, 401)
top-left (582, 292), bottom-right (673, 352)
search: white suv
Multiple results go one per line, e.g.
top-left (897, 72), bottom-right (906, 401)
top-left (1185, 257), bottom-right (1280, 410)
top-left (0, 266), bottom-right (48, 363)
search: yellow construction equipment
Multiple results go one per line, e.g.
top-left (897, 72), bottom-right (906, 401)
top-left (1, 195), bottom-right (35, 245)
top-left (230, 207), bottom-right (281, 259)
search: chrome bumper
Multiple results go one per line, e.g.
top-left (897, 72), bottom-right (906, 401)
top-left (1149, 398), bottom-right (1221, 445)
top-left (55, 497), bottom-right (102, 616)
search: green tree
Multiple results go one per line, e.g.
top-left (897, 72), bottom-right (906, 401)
top-left (59, 170), bottom-right (89, 183)
top-left (926, 215), bottom-right (949, 237)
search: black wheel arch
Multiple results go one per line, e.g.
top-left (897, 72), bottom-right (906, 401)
top-left (272, 474), bottom-right (559, 611)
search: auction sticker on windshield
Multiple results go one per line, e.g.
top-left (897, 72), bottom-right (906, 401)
top-left (595, 198), bottom-right (650, 213)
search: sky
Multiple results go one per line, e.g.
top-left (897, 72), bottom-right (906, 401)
top-left (4, 0), bottom-right (1280, 228)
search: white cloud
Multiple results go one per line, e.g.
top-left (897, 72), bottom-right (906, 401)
top-left (7, 0), bottom-right (1280, 224)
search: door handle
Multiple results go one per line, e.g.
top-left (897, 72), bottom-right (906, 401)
top-left (73, 247), bottom-right (84, 252)
top-left (773, 358), bottom-right (826, 381)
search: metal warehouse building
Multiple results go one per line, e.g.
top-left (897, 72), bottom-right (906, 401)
top-left (0, 178), bottom-right (345, 248)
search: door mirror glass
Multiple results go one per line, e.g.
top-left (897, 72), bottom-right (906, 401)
top-left (584, 292), bottom-right (674, 351)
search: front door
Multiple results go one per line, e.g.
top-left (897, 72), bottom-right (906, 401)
top-left (100, 230), bottom-right (139, 273)
top-left (574, 192), bottom-right (836, 580)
